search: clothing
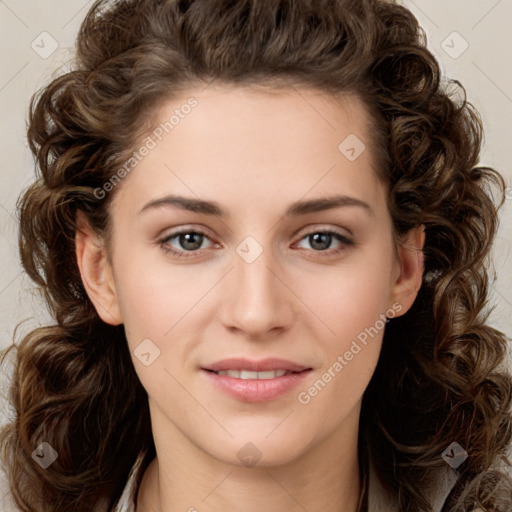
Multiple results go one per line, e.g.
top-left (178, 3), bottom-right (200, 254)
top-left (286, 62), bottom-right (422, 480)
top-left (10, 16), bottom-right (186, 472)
top-left (113, 450), bottom-right (460, 512)
top-left (0, 448), bottom-right (460, 511)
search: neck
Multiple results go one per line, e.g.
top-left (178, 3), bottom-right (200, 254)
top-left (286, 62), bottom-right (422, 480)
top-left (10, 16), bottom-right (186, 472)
top-left (136, 404), bottom-right (363, 512)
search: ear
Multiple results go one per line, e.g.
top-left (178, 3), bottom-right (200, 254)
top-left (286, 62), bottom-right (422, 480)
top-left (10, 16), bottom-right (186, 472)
top-left (388, 224), bottom-right (425, 316)
top-left (75, 210), bottom-right (122, 325)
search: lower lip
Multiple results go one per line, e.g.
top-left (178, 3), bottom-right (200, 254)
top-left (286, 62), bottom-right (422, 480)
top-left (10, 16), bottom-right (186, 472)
top-left (202, 369), bottom-right (311, 402)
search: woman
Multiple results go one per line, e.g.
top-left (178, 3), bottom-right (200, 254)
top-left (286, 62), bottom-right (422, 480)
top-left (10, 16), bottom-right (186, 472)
top-left (1, 0), bottom-right (511, 510)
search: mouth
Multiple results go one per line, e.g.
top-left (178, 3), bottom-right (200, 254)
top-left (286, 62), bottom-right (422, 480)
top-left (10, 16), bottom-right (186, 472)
top-left (200, 358), bottom-right (313, 402)
top-left (203, 369), bottom-right (308, 379)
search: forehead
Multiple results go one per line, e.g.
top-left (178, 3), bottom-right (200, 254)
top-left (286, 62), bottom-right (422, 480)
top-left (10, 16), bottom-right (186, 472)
top-left (109, 84), bottom-right (385, 218)
top-left (158, 82), bottom-right (372, 143)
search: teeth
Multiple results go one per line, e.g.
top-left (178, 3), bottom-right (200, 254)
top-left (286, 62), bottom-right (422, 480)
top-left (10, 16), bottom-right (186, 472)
top-left (257, 370), bottom-right (286, 379)
top-left (240, 370), bottom-right (258, 379)
top-left (216, 369), bottom-right (288, 379)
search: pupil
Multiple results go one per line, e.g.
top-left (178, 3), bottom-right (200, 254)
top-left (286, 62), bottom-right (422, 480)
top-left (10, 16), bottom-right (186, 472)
top-left (310, 233), bottom-right (331, 251)
top-left (180, 233), bottom-right (202, 250)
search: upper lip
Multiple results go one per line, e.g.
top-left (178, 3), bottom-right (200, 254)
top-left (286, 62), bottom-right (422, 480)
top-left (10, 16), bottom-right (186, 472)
top-left (203, 357), bottom-right (311, 372)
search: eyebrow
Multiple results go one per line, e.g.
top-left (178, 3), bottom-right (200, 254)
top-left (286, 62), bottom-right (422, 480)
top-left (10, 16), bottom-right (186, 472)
top-left (139, 194), bottom-right (374, 217)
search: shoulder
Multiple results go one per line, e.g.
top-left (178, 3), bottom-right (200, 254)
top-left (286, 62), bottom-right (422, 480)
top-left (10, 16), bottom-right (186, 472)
top-left (367, 458), bottom-right (459, 512)
top-left (0, 449), bottom-right (148, 512)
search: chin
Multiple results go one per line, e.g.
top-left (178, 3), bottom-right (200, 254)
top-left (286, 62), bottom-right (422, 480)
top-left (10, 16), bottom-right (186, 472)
top-left (200, 427), bottom-right (314, 469)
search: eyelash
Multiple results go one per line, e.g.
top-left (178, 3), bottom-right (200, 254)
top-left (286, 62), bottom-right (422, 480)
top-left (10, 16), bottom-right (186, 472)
top-left (158, 227), bottom-right (355, 259)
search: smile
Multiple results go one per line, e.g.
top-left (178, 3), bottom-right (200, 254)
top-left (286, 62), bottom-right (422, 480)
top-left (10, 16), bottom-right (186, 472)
top-left (211, 369), bottom-right (290, 379)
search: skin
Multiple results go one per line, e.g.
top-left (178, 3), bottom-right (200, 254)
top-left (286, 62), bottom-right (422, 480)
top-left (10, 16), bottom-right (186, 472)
top-left (75, 83), bottom-right (425, 512)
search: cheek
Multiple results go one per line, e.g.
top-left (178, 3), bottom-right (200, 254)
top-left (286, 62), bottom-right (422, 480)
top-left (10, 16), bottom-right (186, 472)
top-left (292, 249), bottom-right (395, 396)
top-left (294, 269), bottom-right (390, 421)
top-left (112, 260), bottom-right (196, 397)
top-left (299, 255), bottom-right (395, 337)
top-left (112, 249), bottom-right (207, 340)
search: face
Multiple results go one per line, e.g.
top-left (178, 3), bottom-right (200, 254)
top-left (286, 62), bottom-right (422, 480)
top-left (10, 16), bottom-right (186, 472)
top-left (77, 83), bottom-right (424, 468)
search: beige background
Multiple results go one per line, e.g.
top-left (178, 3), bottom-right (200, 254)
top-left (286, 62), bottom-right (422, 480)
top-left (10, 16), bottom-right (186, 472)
top-left (0, 1), bottom-right (511, 510)
top-left (0, 0), bottom-right (511, 461)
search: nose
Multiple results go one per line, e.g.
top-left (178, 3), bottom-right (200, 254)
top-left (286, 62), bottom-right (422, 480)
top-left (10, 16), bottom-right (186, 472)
top-left (218, 240), bottom-right (295, 339)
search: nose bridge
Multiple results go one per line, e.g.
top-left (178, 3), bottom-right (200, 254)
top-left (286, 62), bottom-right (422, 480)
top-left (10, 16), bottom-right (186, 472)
top-left (220, 234), bottom-right (292, 336)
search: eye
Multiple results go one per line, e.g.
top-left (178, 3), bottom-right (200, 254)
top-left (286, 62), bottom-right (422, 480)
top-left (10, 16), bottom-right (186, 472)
top-left (294, 229), bottom-right (354, 255)
top-left (159, 228), bottom-right (216, 258)
top-left (158, 227), bottom-right (355, 260)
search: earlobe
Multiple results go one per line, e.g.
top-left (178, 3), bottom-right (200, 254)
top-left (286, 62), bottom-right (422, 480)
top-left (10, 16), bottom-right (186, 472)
top-left (389, 225), bottom-right (425, 316)
top-left (75, 211), bottom-right (122, 325)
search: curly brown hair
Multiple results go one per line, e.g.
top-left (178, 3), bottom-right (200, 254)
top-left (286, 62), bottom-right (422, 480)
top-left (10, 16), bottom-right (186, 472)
top-left (1, 0), bottom-right (511, 510)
